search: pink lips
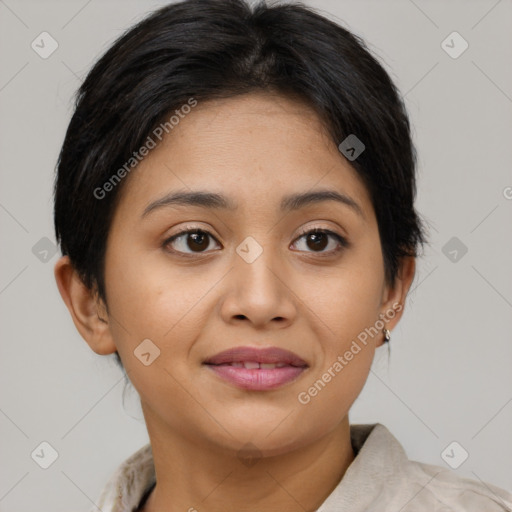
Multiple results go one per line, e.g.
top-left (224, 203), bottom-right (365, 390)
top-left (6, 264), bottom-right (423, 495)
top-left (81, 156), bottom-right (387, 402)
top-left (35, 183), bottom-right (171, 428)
top-left (203, 346), bottom-right (308, 391)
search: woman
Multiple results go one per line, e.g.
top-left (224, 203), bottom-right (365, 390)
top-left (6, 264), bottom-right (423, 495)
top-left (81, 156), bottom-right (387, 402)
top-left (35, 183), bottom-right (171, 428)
top-left (53, 0), bottom-right (512, 510)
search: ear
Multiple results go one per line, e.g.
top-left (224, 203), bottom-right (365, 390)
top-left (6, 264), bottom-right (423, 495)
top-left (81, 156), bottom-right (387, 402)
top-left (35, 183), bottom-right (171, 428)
top-left (54, 255), bottom-right (117, 355)
top-left (378, 256), bottom-right (416, 344)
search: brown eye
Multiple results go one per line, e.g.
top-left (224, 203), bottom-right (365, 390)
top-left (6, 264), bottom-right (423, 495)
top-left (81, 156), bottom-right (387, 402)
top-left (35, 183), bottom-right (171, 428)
top-left (164, 229), bottom-right (220, 255)
top-left (291, 228), bottom-right (348, 255)
top-left (305, 231), bottom-right (329, 251)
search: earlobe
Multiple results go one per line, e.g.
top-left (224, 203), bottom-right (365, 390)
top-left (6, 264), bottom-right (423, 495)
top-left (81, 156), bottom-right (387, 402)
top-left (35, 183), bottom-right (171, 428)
top-left (380, 256), bottom-right (416, 332)
top-left (54, 255), bottom-right (117, 355)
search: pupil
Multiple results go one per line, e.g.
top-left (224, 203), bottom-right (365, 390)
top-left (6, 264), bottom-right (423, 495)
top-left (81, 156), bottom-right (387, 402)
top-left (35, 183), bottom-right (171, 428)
top-left (308, 233), bottom-right (327, 251)
top-left (188, 232), bottom-right (208, 251)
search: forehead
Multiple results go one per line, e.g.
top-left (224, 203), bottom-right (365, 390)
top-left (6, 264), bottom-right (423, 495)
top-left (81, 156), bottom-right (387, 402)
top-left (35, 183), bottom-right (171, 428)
top-left (115, 91), bottom-right (373, 218)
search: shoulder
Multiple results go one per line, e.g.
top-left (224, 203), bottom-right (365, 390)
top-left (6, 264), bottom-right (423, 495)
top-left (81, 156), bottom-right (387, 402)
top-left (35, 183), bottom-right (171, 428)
top-left (88, 443), bottom-right (155, 512)
top-left (350, 424), bottom-right (512, 512)
top-left (399, 457), bottom-right (512, 511)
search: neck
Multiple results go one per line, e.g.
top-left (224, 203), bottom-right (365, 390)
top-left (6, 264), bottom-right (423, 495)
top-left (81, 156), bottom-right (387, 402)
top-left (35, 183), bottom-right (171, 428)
top-left (139, 406), bottom-right (355, 512)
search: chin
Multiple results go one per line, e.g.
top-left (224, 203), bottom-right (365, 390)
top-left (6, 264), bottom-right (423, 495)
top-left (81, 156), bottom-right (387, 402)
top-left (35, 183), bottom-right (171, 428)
top-left (220, 413), bottom-right (312, 449)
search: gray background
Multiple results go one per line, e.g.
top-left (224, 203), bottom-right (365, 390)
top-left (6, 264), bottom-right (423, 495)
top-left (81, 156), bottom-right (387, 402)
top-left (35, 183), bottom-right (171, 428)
top-left (1, 0), bottom-right (511, 510)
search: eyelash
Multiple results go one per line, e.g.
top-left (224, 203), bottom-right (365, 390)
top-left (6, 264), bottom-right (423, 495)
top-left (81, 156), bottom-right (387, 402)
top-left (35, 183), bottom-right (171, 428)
top-left (162, 226), bottom-right (349, 258)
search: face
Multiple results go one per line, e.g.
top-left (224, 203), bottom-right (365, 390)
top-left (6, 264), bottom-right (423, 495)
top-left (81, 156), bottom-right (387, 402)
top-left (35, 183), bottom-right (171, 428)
top-left (82, 91), bottom-right (408, 456)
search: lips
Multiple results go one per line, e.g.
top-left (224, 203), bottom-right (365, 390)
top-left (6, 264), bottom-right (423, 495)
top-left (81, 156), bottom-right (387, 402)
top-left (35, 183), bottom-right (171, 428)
top-left (203, 346), bottom-right (308, 390)
top-left (215, 361), bottom-right (290, 369)
top-left (203, 346), bottom-right (308, 367)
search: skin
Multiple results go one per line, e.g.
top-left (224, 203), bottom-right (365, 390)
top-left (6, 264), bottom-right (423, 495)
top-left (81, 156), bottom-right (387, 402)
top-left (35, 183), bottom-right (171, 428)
top-left (55, 91), bottom-right (415, 512)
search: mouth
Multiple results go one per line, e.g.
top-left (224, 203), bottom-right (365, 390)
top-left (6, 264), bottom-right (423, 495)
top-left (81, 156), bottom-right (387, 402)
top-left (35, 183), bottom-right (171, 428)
top-left (208, 361), bottom-right (296, 369)
top-left (203, 346), bottom-right (308, 390)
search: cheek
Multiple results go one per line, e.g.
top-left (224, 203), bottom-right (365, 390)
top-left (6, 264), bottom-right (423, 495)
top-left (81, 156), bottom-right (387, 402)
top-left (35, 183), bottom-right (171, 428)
top-left (103, 248), bottom-right (210, 396)
top-left (296, 243), bottom-right (385, 345)
top-left (293, 253), bottom-right (383, 430)
top-left (104, 243), bottom-right (219, 347)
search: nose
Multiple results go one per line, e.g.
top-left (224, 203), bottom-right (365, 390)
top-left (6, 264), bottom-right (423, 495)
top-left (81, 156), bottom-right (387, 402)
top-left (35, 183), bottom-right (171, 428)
top-left (219, 244), bottom-right (298, 330)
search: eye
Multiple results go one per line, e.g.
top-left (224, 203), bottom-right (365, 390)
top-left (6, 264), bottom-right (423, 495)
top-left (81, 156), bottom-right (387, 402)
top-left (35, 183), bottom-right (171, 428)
top-left (163, 228), bottom-right (220, 256)
top-left (291, 228), bottom-right (348, 255)
top-left (163, 226), bottom-right (349, 258)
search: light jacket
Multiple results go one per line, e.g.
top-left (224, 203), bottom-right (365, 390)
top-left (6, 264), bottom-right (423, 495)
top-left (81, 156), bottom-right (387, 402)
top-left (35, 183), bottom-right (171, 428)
top-left (90, 423), bottom-right (512, 511)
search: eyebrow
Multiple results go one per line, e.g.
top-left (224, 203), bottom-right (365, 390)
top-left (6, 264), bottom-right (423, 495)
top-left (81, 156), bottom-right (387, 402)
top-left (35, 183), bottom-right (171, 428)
top-left (141, 189), bottom-right (365, 220)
